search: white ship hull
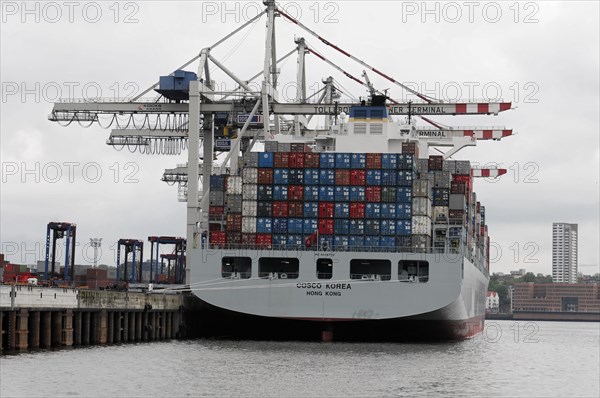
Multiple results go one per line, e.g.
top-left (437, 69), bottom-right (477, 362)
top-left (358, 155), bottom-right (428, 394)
top-left (188, 247), bottom-right (489, 341)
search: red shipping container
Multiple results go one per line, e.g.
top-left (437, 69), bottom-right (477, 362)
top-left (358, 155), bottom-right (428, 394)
top-left (288, 185), bottom-right (304, 200)
top-left (209, 206), bottom-right (224, 220)
top-left (366, 153), bottom-right (382, 169)
top-left (226, 214), bottom-right (242, 232)
top-left (318, 219), bottom-right (334, 235)
top-left (209, 222), bottom-right (222, 232)
top-left (350, 203), bottom-right (366, 218)
top-left (256, 233), bottom-right (273, 247)
top-left (318, 202), bottom-right (335, 218)
top-left (289, 152), bottom-right (305, 168)
top-left (210, 231), bottom-right (227, 246)
top-left (242, 233), bottom-right (256, 245)
top-left (304, 153), bottom-right (320, 168)
top-left (402, 142), bottom-right (420, 158)
top-left (274, 152), bottom-right (290, 168)
top-left (257, 169), bottom-right (274, 184)
top-left (350, 170), bottom-right (366, 186)
top-left (453, 174), bottom-right (471, 183)
top-left (428, 155), bottom-right (444, 171)
top-left (288, 201), bottom-right (304, 217)
top-left (335, 169), bottom-right (351, 186)
top-left (365, 186), bottom-right (381, 202)
top-left (273, 201), bottom-right (289, 217)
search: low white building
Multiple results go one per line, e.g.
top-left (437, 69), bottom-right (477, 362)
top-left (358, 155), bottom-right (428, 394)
top-left (486, 291), bottom-right (500, 313)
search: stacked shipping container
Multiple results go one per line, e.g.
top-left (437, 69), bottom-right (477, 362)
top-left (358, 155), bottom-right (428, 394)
top-left (208, 143), bottom-right (489, 265)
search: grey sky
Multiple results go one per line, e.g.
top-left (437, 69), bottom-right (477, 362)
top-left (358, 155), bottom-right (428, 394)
top-left (1, 1), bottom-right (598, 275)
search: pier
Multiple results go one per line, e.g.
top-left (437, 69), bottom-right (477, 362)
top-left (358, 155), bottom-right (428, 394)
top-left (0, 285), bottom-right (186, 352)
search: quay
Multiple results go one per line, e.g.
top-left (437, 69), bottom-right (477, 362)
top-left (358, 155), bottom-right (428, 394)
top-left (0, 285), bottom-right (187, 352)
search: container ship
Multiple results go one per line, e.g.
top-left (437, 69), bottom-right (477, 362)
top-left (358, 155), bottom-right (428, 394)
top-left (48, 1), bottom-right (512, 341)
top-left (190, 97), bottom-right (497, 341)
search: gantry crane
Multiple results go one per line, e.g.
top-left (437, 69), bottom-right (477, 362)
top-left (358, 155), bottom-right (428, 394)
top-left (48, 0), bottom-right (514, 273)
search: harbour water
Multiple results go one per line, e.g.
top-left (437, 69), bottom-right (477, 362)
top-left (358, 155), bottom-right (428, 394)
top-left (1, 321), bottom-right (598, 397)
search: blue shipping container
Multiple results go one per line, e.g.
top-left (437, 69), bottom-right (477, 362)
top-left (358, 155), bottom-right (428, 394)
top-left (349, 220), bottom-right (365, 235)
top-left (381, 154), bottom-right (398, 169)
top-left (303, 218), bottom-right (318, 234)
top-left (397, 170), bottom-right (415, 187)
top-left (348, 235), bottom-right (365, 247)
top-left (319, 169), bottom-right (335, 185)
top-left (381, 170), bottom-right (397, 186)
top-left (334, 219), bottom-right (350, 234)
top-left (397, 187), bottom-right (412, 203)
top-left (350, 186), bottom-right (366, 202)
top-left (365, 236), bottom-right (381, 247)
top-left (350, 153), bottom-right (366, 169)
top-left (380, 219), bottom-right (396, 236)
top-left (396, 220), bottom-right (412, 236)
top-left (258, 152), bottom-right (274, 168)
top-left (348, 235), bottom-right (364, 247)
top-left (273, 185), bottom-right (288, 200)
top-left (365, 203), bottom-right (381, 219)
top-left (365, 220), bottom-right (381, 235)
top-left (304, 186), bottom-right (320, 201)
top-left (257, 185), bottom-right (273, 201)
top-left (335, 186), bottom-right (350, 202)
top-left (273, 218), bottom-right (288, 234)
top-left (304, 169), bottom-right (320, 185)
top-left (320, 153), bottom-right (336, 169)
top-left (257, 218), bottom-right (272, 233)
top-left (287, 235), bottom-right (303, 246)
top-left (334, 235), bottom-right (349, 248)
top-left (380, 236), bottom-right (396, 248)
top-left (335, 153), bottom-right (351, 169)
top-left (273, 234), bottom-right (287, 245)
top-left (288, 169), bottom-right (304, 184)
top-left (287, 218), bottom-right (304, 234)
top-left (303, 202), bottom-right (319, 218)
top-left (334, 203), bottom-right (350, 218)
top-left (366, 170), bottom-right (382, 186)
top-left (210, 175), bottom-right (225, 190)
top-left (381, 203), bottom-right (397, 218)
top-left (318, 235), bottom-right (334, 247)
top-left (319, 186), bottom-right (335, 202)
top-left (396, 203), bottom-right (412, 219)
top-left (273, 169), bottom-right (289, 185)
top-left (399, 154), bottom-right (416, 171)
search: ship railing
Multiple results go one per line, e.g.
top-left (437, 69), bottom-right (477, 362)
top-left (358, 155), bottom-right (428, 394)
top-left (207, 243), bottom-right (469, 256)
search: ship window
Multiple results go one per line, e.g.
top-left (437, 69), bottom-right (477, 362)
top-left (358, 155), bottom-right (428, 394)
top-left (370, 124), bottom-right (383, 134)
top-left (350, 259), bottom-right (391, 281)
top-left (398, 260), bottom-right (429, 283)
top-left (354, 109), bottom-right (368, 118)
top-left (354, 123), bottom-right (367, 134)
top-left (370, 109), bottom-right (384, 118)
top-left (222, 257), bottom-right (252, 279)
top-left (258, 258), bottom-right (299, 279)
top-left (316, 259), bottom-right (333, 279)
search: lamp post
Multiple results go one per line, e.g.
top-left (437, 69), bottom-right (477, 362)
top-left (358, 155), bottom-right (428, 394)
top-left (90, 238), bottom-right (102, 267)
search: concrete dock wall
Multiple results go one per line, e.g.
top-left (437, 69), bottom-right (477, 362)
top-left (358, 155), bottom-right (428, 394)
top-left (0, 285), bottom-right (186, 352)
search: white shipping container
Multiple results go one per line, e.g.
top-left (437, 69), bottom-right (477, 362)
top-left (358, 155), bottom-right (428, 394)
top-left (433, 206), bottom-right (449, 222)
top-left (412, 197), bottom-right (432, 217)
top-left (226, 176), bottom-right (243, 195)
top-left (242, 184), bottom-right (258, 200)
top-left (242, 201), bottom-right (257, 217)
top-left (242, 168), bottom-right (258, 184)
top-left (412, 216), bottom-right (432, 236)
top-left (242, 217), bottom-right (257, 233)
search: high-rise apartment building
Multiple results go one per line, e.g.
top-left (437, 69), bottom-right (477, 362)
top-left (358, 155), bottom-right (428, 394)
top-left (552, 223), bottom-right (578, 283)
